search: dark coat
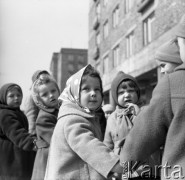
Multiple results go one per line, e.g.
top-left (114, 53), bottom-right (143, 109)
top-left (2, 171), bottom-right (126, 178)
top-left (44, 101), bottom-right (119, 180)
top-left (120, 64), bottom-right (185, 179)
top-left (0, 83), bottom-right (36, 180)
top-left (31, 108), bottom-right (58, 180)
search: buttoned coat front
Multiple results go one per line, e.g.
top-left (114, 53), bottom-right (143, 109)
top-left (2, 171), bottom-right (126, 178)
top-left (44, 101), bottom-right (119, 180)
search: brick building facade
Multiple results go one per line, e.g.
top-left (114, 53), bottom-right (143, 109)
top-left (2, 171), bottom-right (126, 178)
top-left (88, 0), bottom-right (185, 105)
top-left (50, 48), bottom-right (87, 92)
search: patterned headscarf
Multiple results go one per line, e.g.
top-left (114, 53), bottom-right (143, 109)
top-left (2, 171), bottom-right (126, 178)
top-left (32, 74), bottom-right (60, 112)
top-left (58, 64), bottom-right (102, 112)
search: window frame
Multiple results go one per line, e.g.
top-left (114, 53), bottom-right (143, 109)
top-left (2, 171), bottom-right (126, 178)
top-left (113, 5), bottom-right (119, 28)
top-left (143, 12), bottom-right (155, 46)
top-left (113, 44), bottom-right (120, 67)
top-left (126, 31), bottom-right (134, 58)
top-left (103, 20), bottom-right (109, 39)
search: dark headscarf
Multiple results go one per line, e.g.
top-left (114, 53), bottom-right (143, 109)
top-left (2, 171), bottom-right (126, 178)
top-left (0, 83), bottom-right (22, 105)
top-left (111, 71), bottom-right (140, 105)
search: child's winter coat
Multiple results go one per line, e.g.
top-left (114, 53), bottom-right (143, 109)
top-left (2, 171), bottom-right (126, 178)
top-left (31, 79), bottom-right (59, 180)
top-left (0, 83), bottom-right (36, 180)
top-left (44, 65), bottom-right (120, 180)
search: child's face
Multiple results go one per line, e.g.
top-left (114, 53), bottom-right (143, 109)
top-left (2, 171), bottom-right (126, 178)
top-left (38, 82), bottom-right (59, 108)
top-left (177, 37), bottom-right (185, 62)
top-left (80, 76), bottom-right (102, 111)
top-left (156, 60), bottom-right (179, 74)
top-left (6, 88), bottom-right (22, 108)
top-left (117, 82), bottom-right (138, 107)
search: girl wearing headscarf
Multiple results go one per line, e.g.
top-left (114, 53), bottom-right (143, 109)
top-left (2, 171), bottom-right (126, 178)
top-left (31, 75), bottom-right (60, 180)
top-left (44, 64), bottom-right (122, 180)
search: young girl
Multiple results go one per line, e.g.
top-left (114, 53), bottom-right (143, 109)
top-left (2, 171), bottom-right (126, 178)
top-left (44, 64), bottom-right (122, 180)
top-left (0, 83), bottom-right (37, 180)
top-left (24, 70), bottom-right (50, 135)
top-left (31, 75), bottom-right (60, 180)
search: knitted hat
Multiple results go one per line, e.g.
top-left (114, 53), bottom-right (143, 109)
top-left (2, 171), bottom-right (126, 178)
top-left (31, 70), bottom-right (50, 83)
top-left (175, 14), bottom-right (185, 38)
top-left (111, 71), bottom-right (140, 105)
top-left (155, 39), bottom-right (182, 64)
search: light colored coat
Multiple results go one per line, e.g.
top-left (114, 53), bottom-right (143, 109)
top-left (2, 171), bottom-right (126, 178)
top-left (120, 63), bottom-right (185, 180)
top-left (44, 101), bottom-right (119, 180)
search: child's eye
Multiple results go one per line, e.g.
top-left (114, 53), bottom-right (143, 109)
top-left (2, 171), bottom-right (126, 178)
top-left (160, 64), bottom-right (165, 68)
top-left (51, 89), bottom-right (57, 93)
top-left (128, 90), bottom-right (135, 93)
top-left (82, 87), bottom-right (89, 91)
top-left (118, 91), bottom-right (124, 95)
top-left (95, 88), bottom-right (101, 91)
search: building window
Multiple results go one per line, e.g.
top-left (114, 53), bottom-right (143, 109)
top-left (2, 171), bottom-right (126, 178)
top-left (96, 31), bottom-right (101, 45)
top-left (104, 0), bottom-right (108, 6)
top-left (125, 0), bottom-right (133, 14)
top-left (96, 2), bottom-right (101, 20)
top-left (143, 12), bottom-right (155, 46)
top-left (68, 55), bottom-right (74, 62)
top-left (113, 45), bottom-right (120, 67)
top-left (126, 31), bottom-right (134, 58)
top-left (103, 20), bottom-right (109, 39)
top-left (113, 5), bottom-right (119, 28)
top-left (103, 55), bottom-right (109, 74)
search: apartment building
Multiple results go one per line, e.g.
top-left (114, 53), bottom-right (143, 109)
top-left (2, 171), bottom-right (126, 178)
top-left (50, 48), bottom-right (87, 92)
top-left (88, 0), bottom-right (185, 105)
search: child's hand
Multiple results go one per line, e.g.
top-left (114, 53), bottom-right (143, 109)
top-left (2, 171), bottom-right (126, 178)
top-left (125, 103), bottom-right (140, 115)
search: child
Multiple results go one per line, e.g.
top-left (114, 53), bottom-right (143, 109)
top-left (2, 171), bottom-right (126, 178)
top-left (102, 104), bottom-right (115, 120)
top-left (31, 75), bottom-right (60, 180)
top-left (0, 83), bottom-right (37, 180)
top-left (155, 39), bottom-right (183, 74)
top-left (104, 72), bottom-right (160, 179)
top-left (104, 71), bottom-right (140, 155)
top-left (24, 70), bottom-right (50, 135)
top-left (174, 14), bottom-right (185, 62)
top-left (44, 64), bottom-right (123, 180)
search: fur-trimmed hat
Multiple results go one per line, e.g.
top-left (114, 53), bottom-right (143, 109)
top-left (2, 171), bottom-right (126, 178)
top-left (111, 71), bottom-right (140, 105)
top-left (175, 14), bottom-right (185, 38)
top-left (155, 39), bottom-right (182, 64)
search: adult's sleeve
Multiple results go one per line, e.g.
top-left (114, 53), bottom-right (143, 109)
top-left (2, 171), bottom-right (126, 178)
top-left (120, 75), bottom-right (172, 164)
top-left (63, 116), bottom-right (119, 178)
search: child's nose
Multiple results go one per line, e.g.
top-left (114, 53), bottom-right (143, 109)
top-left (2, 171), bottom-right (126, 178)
top-left (124, 91), bottom-right (130, 97)
top-left (49, 93), bottom-right (54, 97)
top-left (90, 90), bottom-right (96, 97)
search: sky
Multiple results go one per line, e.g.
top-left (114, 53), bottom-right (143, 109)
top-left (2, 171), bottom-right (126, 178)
top-left (0, 0), bottom-right (89, 105)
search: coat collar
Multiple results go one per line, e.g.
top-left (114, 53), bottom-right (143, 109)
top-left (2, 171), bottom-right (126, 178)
top-left (57, 101), bottom-right (94, 120)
